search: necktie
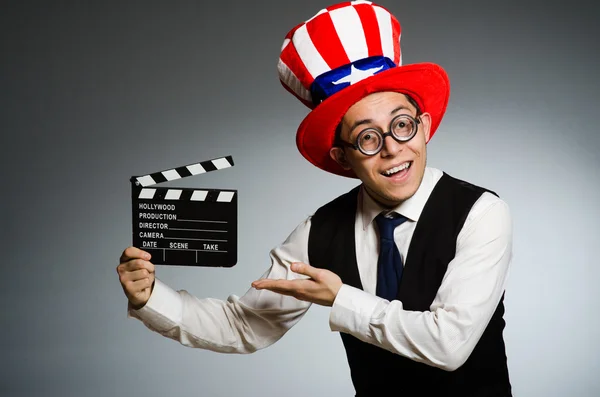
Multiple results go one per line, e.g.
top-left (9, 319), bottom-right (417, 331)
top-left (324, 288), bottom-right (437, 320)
top-left (375, 212), bottom-right (408, 301)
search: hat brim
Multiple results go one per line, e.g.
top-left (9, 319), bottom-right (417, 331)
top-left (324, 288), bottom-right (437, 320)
top-left (295, 62), bottom-right (450, 178)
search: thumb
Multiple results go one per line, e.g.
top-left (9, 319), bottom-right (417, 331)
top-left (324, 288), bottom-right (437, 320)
top-left (290, 262), bottom-right (319, 278)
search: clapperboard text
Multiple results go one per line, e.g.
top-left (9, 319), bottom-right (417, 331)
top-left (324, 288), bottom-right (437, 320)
top-left (130, 156), bottom-right (237, 267)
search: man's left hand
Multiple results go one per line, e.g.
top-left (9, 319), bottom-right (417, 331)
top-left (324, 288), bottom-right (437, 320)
top-left (251, 262), bottom-right (343, 307)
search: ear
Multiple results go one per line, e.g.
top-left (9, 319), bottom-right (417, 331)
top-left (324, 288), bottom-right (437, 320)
top-left (329, 147), bottom-right (352, 170)
top-left (420, 112), bottom-right (432, 143)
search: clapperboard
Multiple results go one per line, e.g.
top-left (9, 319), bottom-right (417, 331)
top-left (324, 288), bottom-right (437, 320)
top-left (130, 155), bottom-right (237, 267)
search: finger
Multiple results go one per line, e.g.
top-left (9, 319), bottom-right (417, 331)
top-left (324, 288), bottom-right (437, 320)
top-left (253, 279), bottom-right (299, 293)
top-left (122, 258), bottom-right (155, 273)
top-left (120, 246), bottom-right (151, 263)
top-left (290, 262), bottom-right (321, 279)
top-left (121, 269), bottom-right (151, 283)
top-left (253, 283), bottom-right (297, 297)
top-left (128, 277), bottom-right (153, 293)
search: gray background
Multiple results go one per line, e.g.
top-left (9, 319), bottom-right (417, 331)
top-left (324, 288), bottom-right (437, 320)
top-left (2, 1), bottom-right (599, 396)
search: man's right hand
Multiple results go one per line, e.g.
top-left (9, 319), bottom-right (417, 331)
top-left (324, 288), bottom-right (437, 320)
top-left (117, 246), bottom-right (155, 309)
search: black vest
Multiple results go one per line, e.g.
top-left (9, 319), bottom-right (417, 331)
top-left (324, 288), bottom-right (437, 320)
top-left (308, 173), bottom-right (511, 397)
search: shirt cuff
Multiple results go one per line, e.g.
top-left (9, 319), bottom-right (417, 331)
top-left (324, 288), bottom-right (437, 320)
top-left (329, 284), bottom-right (381, 336)
top-left (127, 278), bottom-right (183, 329)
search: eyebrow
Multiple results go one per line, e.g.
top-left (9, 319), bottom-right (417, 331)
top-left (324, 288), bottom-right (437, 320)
top-left (347, 105), bottom-right (411, 134)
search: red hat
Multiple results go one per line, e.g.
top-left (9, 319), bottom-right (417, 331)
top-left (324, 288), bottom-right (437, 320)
top-left (278, 1), bottom-right (450, 178)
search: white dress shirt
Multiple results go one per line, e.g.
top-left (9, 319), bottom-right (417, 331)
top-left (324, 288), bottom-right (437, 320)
top-left (128, 167), bottom-right (512, 371)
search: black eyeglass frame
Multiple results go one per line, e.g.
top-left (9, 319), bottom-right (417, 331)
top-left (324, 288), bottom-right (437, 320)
top-left (335, 114), bottom-right (421, 156)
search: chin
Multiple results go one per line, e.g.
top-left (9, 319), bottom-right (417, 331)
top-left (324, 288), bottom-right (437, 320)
top-left (366, 185), bottom-right (416, 207)
top-left (386, 178), bottom-right (420, 199)
top-left (387, 189), bottom-right (417, 205)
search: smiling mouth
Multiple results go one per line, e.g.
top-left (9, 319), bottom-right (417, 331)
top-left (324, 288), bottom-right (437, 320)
top-left (381, 161), bottom-right (412, 177)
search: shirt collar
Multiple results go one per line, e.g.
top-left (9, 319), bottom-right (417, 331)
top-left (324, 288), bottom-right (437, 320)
top-left (360, 167), bottom-right (441, 230)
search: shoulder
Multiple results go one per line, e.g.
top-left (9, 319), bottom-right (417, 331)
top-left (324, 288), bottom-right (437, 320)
top-left (439, 171), bottom-right (499, 198)
top-left (440, 174), bottom-right (512, 242)
top-left (433, 169), bottom-right (512, 229)
top-left (312, 184), bottom-right (362, 217)
top-left (279, 184), bottom-right (362, 247)
top-left (444, 173), bottom-right (510, 218)
top-left (468, 191), bottom-right (511, 229)
top-left (434, 170), bottom-right (505, 206)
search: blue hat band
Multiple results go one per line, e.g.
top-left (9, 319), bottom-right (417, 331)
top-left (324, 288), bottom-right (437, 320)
top-left (310, 56), bottom-right (396, 106)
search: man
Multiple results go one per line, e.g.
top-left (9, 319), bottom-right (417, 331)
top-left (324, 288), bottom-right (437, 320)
top-left (117, 2), bottom-right (513, 396)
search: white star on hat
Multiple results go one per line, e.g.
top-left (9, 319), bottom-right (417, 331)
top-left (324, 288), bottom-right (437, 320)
top-left (332, 64), bottom-right (384, 86)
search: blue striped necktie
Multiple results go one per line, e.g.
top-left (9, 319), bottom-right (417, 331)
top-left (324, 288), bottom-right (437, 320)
top-left (375, 212), bottom-right (408, 301)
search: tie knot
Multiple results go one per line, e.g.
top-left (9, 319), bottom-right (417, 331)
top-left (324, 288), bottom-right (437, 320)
top-left (375, 212), bottom-right (407, 240)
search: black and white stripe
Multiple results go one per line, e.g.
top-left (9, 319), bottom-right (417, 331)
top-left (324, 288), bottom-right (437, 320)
top-left (138, 187), bottom-right (236, 202)
top-left (134, 156), bottom-right (234, 188)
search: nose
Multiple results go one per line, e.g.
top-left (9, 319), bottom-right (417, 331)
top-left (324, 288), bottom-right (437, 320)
top-left (380, 135), bottom-right (403, 157)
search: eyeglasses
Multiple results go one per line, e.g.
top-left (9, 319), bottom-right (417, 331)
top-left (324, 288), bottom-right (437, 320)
top-left (335, 114), bottom-right (420, 156)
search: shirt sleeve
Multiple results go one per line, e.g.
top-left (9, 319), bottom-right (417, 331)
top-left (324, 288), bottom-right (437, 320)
top-left (127, 217), bottom-right (314, 354)
top-left (328, 192), bottom-right (513, 371)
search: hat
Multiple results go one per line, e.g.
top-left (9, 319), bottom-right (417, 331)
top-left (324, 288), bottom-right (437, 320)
top-left (278, 0), bottom-right (450, 178)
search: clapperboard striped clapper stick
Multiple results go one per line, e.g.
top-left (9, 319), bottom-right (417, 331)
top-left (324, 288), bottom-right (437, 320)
top-left (130, 155), bottom-right (237, 267)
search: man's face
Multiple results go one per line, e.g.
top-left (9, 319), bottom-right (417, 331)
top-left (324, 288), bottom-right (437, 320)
top-left (330, 91), bottom-right (431, 207)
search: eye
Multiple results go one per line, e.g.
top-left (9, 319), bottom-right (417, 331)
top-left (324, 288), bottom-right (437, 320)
top-left (358, 129), bottom-right (381, 151)
top-left (392, 116), bottom-right (415, 137)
